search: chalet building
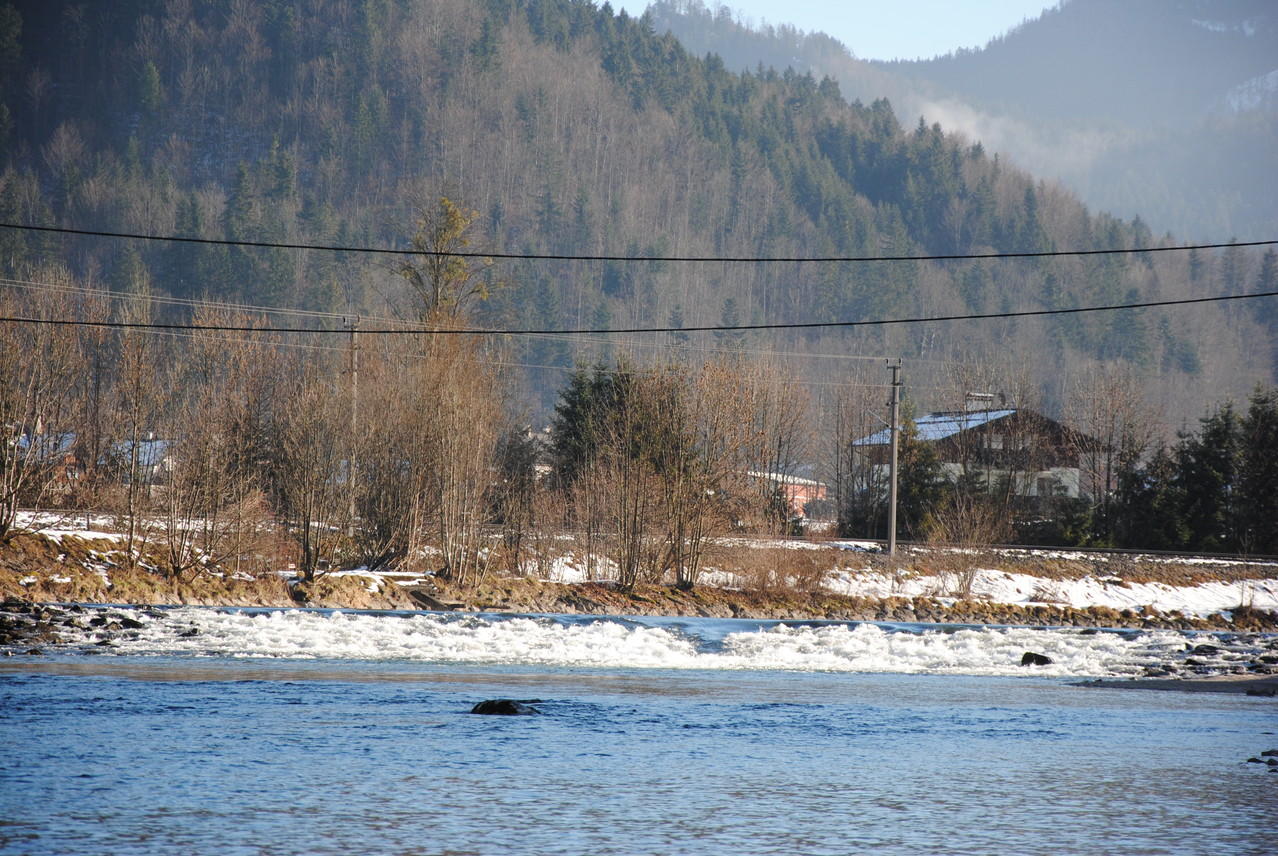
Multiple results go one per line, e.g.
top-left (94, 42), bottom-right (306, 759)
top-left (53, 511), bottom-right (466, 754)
top-left (10, 430), bottom-right (172, 494)
top-left (747, 470), bottom-right (828, 518)
top-left (852, 409), bottom-right (1105, 500)
top-left (113, 437), bottom-right (172, 486)
top-left (12, 430), bottom-right (82, 498)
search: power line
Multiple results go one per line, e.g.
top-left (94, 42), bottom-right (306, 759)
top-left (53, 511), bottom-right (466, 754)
top-left (0, 274), bottom-right (997, 368)
top-left (3, 288), bottom-right (1275, 337)
top-left (0, 274), bottom-right (980, 366)
top-left (1, 221), bottom-right (1274, 263)
top-left (0, 275), bottom-right (410, 328)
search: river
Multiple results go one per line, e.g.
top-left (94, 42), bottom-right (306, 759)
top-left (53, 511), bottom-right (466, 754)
top-left (1, 607), bottom-right (1275, 855)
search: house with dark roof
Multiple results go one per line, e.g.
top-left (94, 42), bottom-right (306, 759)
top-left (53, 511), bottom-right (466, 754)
top-left (12, 430), bottom-right (82, 498)
top-left (852, 409), bottom-right (1104, 499)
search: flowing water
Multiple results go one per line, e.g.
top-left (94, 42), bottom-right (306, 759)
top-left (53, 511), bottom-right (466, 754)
top-left (2, 608), bottom-right (1275, 855)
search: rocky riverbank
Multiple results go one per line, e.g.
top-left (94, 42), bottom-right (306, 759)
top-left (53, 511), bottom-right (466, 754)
top-left (3, 529), bottom-right (1277, 638)
top-left (426, 575), bottom-right (1278, 631)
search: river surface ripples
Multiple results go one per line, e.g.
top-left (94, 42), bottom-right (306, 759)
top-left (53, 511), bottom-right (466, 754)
top-left (2, 608), bottom-right (1275, 855)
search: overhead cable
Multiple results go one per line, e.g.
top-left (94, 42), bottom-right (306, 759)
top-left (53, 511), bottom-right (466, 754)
top-left (3, 289), bottom-right (1275, 337)
top-left (0, 221), bottom-right (1274, 263)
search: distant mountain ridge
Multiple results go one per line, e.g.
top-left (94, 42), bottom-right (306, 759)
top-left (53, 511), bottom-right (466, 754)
top-left (2, 0), bottom-right (1274, 426)
top-left (888, 0), bottom-right (1278, 125)
top-left (650, 0), bottom-right (1278, 243)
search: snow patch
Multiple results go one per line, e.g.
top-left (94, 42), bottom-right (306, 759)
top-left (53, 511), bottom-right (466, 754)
top-left (326, 568), bottom-right (383, 594)
top-left (1191, 18), bottom-right (1257, 37)
top-left (1226, 68), bottom-right (1278, 112)
top-left (824, 567), bottom-right (1278, 618)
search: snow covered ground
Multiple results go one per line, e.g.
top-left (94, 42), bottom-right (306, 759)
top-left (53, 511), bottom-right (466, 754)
top-left (822, 567), bottom-right (1278, 619)
top-left (13, 511), bottom-right (126, 542)
top-left (13, 512), bottom-right (1277, 619)
top-left (537, 543), bottom-right (1278, 619)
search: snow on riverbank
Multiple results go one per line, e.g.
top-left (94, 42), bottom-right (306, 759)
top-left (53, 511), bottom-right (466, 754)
top-left (13, 511), bottom-right (126, 543)
top-left (13, 511), bottom-right (1277, 620)
top-left (823, 567), bottom-right (1278, 619)
top-left (537, 545), bottom-right (1278, 620)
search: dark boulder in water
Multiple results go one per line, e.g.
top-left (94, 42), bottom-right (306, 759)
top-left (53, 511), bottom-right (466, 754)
top-left (470, 699), bottom-right (541, 716)
top-left (1021, 652), bottom-right (1053, 667)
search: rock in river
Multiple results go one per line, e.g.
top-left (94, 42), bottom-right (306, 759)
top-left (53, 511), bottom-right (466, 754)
top-left (470, 699), bottom-right (541, 716)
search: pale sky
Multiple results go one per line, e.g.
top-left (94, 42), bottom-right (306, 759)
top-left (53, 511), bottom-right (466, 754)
top-left (621, 1), bottom-right (1059, 61)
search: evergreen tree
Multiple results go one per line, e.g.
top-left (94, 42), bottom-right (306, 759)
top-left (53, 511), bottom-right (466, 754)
top-left (668, 304), bottom-right (689, 346)
top-left (896, 416), bottom-right (951, 539)
top-left (714, 296), bottom-right (743, 348)
top-left (1253, 249), bottom-right (1277, 374)
top-left (1175, 404), bottom-right (1240, 552)
top-left (0, 102), bottom-right (9, 154)
top-left (549, 362), bottom-right (619, 489)
top-left (1255, 248), bottom-right (1278, 306)
top-left (469, 15), bottom-right (502, 73)
top-left (1112, 445), bottom-right (1188, 550)
top-left (138, 60), bottom-right (163, 113)
top-left (110, 245), bottom-right (152, 297)
top-left (1237, 386), bottom-right (1278, 554)
top-left (839, 413), bottom-right (949, 541)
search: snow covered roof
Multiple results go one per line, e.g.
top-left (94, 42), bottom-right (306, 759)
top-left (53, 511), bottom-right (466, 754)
top-left (13, 432), bottom-right (77, 459)
top-left (746, 470), bottom-right (826, 488)
top-left (113, 438), bottom-right (170, 468)
top-left (853, 409), bottom-right (1017, 447)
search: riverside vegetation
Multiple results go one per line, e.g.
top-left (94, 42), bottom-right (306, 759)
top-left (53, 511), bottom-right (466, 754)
top-left (3, 1), bottom-right (1277, 612)
top-left (2, 526), bottom-right (1275, 634)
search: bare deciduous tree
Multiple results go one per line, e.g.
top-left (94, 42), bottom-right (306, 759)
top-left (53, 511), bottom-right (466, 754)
top-left (0, 276), bottom-right (83, 541)
top-left (429, 337), bottom-right (503, 587)
top-left (1068, 361), bottom-right (1160, 540)
top-left (271, 353), bottom-right (349, 583)
top-left (109, 297), bottom-right (168, 564)
top-left (351, 333), bottom-right (505, 587)
top-left (824, 364), bottom-right (887, 538)
top-left (740, 356), bottom-right (810, 535)
top-left (156, 308), bottom-right (279, 578)
top-left (662, 359), bottom-right (764, 590)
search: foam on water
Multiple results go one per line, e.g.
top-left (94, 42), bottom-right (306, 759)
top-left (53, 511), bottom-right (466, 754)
top-left (72, 607), bottom-right (1196, 677)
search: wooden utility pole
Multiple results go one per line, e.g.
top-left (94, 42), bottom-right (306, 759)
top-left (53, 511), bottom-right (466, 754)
top-left (887, 360), bottom-right (901, 556)
top-left (344, 315), bottom-right (360, 534)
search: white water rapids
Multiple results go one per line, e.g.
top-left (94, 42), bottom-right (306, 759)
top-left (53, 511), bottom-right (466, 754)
top-left (63, 607), bottom-right (1213, 678)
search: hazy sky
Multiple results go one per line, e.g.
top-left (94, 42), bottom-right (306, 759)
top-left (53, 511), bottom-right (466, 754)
top-left (620, 1), bottom-right (1058, 61)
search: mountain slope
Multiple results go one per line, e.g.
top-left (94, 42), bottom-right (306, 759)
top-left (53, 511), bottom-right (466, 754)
top-left (893, 0), bottom-right (1278, 126)
top-left (650, 0), bottom-right (1278, 243)
top-left (1, 0), bottom-right (1273, 425)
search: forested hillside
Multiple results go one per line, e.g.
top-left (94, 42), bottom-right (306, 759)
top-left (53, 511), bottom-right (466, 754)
top-left (1, 0), bottom-right (1275, 426)
top-left (652, 0), bottom-right (1278, 246)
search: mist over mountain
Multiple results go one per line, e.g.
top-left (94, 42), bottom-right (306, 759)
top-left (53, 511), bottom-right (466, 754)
top-left (2, 0), bottom-right (1274, 427)
top-left (650, 0), bottom-right (1278, 243)
top-left (896, 0), bottom-right (1278, 126)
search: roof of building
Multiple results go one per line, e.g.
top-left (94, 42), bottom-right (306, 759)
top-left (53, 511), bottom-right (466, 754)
top-left (853, 409), bottom-right (1018, 447)
top-left (746, 470), bottom-right (826, 488)
top-left (115, 438), bottom-right (170, 468)
top-left (13, 431), bottom-right (78, 459)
